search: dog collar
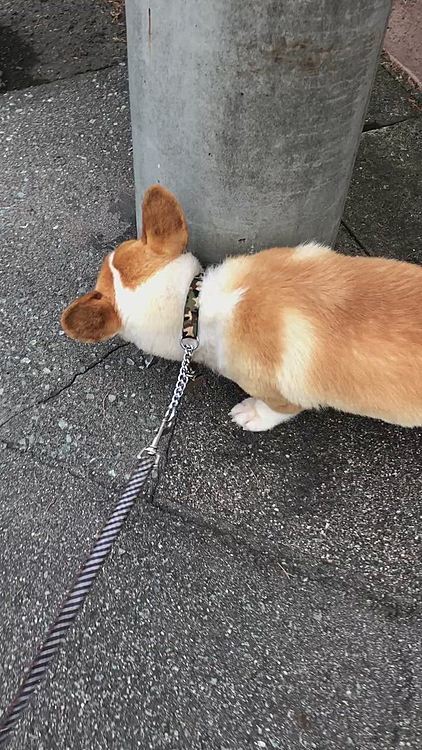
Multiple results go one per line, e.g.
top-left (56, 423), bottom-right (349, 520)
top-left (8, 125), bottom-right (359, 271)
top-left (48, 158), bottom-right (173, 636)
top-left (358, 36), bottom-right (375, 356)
top-left (181, 272), bottom-right (203, 351)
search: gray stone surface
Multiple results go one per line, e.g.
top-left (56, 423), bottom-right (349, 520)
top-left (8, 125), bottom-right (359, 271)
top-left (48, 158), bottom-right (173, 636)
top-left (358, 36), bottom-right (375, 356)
top-left (153, 371), bottom-right (422, 611)
top-left (0, 1), bottom-right (125, 91)
top-left (365, 65), bottom-right (421, 129)
top-left (0, 450), bottom-right (113, 709)
top-left (0, 66), bottom-right (134, 424)
top-left (6, 506), bottom-right (422, 750)
top-left (0, 348), bottom-right (178, 491)
top-left (343, 119), bottom-right (422, 263)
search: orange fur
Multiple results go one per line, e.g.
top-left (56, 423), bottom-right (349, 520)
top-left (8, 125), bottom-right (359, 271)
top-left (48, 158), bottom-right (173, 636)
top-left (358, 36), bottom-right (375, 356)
top-left (61, 290), bottom-right (121, 343)
top-left (112, 186), bottom-right (188, 289)
top-left (227, 248), bottom-right (422, 426)
top-left (141, 184), bottom-right (188, 254)
top-left (96, 253), bottom-right (116, 303)
top-left (61, 253), bottom-right (122, 343)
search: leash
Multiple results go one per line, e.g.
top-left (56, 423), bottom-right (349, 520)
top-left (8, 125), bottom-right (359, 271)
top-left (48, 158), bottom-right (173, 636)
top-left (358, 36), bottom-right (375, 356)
top-left (0, 273), bottom-right (203, 747)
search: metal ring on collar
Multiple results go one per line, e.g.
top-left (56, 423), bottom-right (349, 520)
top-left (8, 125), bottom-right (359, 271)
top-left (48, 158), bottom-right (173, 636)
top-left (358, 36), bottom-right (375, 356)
top-left (181, 337), bottom-right (199, 352)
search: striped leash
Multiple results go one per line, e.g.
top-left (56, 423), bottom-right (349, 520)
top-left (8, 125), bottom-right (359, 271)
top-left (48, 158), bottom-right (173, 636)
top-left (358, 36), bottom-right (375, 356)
top-left (0, 335), bottom-right (199, 747)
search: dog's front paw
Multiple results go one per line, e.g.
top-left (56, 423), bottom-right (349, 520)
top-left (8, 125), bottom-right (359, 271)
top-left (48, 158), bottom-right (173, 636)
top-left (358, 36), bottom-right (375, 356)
top-left (230, 397), bottom-right (292, 432)
top-left (230, 398), bottom-right (260, 430)
top-left (230, 398), bottom-right (286, 432)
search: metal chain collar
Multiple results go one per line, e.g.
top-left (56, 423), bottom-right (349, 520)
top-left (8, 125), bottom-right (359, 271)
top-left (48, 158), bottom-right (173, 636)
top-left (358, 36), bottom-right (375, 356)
top-left (140, 341), bottom-right (197, 466)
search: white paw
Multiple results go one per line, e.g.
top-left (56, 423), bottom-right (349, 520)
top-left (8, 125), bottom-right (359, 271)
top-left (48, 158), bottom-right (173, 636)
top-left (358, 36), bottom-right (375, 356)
top-left (230, 397), bottom-right (259, 429)
top-left (229, 398), bottom-right (294, 432)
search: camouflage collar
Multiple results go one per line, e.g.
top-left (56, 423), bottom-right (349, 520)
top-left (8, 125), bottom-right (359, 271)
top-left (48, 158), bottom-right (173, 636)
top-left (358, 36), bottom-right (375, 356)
top-left (181, 273), bottom-right (204, 349)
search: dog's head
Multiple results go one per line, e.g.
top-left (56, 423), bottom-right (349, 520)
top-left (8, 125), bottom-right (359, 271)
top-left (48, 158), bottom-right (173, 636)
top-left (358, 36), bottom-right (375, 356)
top-left (61, 185), bottom-right (188, 343)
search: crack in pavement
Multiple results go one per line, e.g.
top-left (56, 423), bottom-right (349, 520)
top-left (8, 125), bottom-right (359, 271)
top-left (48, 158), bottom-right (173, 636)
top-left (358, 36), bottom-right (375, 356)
top-left (147, 492), bottom-right (421, 621)
top-left (146, 402), bottom-right (421, 620)
top-left (0, 439), bottom-right (87, 484)
top-left (362, 114), bottom-right (420, 133)
top-left (40, 343), bottom-right (129, 405)
top-left (0, 343), bottom-right (129, 432)
top-left (0, 437), bottom-right (125, 496)
top-left (125, 377), bottom-right (421, 621)
top-left (340, 219), bottom-right (370, 255)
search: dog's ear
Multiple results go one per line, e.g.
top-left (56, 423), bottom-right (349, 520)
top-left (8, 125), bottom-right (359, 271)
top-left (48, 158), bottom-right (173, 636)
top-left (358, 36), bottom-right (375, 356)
top-left (61, 291), bottom-right (120, 343)
top-left (141, 185), bottom-right (188, 256)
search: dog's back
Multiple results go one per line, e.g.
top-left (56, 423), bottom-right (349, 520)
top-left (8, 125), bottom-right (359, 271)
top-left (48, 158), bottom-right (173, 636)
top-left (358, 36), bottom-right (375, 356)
top-left (225, 245), bottom-right (422, 426)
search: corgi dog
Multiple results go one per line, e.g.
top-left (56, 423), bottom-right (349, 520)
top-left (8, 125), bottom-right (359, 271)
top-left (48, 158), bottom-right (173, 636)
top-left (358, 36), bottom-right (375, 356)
top-left (61, 185), bottom-right (422, 432)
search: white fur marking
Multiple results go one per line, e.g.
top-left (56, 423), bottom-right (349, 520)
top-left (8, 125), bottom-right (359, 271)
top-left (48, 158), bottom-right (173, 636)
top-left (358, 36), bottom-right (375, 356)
top-left (293, 242), bottom-right (332, 260)
top-left (278, 309), bottom-right (319, 409)
top-left (110, 252), bottom-right (202, 361)
top-left (198, 260), bottom-right (246, 372)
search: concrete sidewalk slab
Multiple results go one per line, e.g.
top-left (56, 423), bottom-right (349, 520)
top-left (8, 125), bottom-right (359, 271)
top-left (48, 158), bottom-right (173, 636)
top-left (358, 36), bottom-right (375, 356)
top-left (0, 0), bottom-right (125, 91)
top-left (343, 119), bottom-right (422, 262)
top-left (0, 347), bottom-right (180, 491)
top-left (0, 449), bottom-right (113, 712)
top-left (0, 66), bottom-right (134, 423)
top-left (6, 505), bottom-right (422, 750)
top-left (153, 370), bottom-right (422, 611)
top-left (365, 65), bottom-right (421, 129)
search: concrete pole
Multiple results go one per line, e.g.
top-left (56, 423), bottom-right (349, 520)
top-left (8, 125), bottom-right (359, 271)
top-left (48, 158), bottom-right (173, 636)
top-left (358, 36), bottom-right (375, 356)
top-left (126, 0), bottom-right (391, 265)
